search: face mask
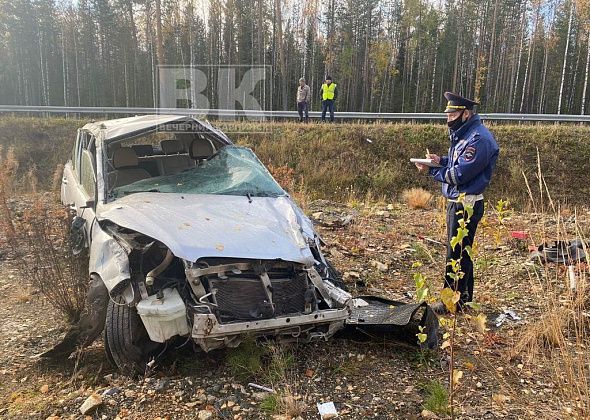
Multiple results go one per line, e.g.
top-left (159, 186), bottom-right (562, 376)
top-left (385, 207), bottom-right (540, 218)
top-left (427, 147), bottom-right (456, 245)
top-left (447, 110), bottom-right (465, 131)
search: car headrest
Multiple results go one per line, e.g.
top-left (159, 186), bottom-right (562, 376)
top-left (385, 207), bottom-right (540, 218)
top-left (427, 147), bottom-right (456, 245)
top-left (112, 147), bottom-right (138, 169)
top-left (131, 144), bottom-right (154, 157)
top-left (161, 139), bottom-right (184, 154)
top-left (189, 138), bottom-right (215, 160)
top-left (107, 142), bottom-right (122, 157)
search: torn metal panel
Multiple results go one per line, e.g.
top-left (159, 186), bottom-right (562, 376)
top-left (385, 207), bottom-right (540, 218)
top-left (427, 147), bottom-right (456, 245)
top-left (97, 193), bottom-right (315, 265)
top-left (88, 224), bottom-right (130, 292)
top-left (306, 267), bottom-right (352, 308)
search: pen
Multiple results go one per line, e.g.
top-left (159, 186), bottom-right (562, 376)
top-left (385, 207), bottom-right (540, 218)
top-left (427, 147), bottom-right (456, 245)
top-left (426, 148), bottom-right (430, 158)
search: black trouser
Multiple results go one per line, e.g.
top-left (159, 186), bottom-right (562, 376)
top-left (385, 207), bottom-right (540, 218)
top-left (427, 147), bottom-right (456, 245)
top-left (321, 100), bottom-right (335, 122)
top-left (445, 200), bottom-right (484, 305)
top-left (297, 101), bottom-right (309, 122)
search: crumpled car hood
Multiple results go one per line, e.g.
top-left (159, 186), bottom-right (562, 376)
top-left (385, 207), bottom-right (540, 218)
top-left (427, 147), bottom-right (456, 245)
top-left (98, 193), bottom-right (315, 264)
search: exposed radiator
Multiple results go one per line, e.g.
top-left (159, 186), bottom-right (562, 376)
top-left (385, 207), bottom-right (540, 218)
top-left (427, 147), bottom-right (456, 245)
top-left (209, 273), bottom-right (307, 322)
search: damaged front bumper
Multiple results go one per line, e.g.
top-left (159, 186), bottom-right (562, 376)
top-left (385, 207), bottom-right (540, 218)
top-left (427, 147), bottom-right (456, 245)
top-left (192, 308), bottom-right (350, 351)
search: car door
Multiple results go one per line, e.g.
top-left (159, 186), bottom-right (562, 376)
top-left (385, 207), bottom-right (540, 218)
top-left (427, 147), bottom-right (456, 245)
top-left (61, 129), bottom-right (81, 206)
top-left (67, 131), bottom-right (98, 249)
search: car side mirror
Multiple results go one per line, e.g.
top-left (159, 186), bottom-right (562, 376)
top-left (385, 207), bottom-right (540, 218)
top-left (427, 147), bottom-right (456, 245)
top-left (70, 216), bottom-right (86, 255)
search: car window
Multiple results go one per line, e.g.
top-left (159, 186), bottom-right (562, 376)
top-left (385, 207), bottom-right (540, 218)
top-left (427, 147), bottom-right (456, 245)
top-left (80, 150), bottom-right (96, 199)
top-left (111, 146), bottom-right (285, 199)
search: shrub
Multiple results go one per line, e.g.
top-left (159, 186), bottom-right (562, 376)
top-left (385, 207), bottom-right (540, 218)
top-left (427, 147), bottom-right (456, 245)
top-left (0, 148), bottom-right (87, 323)
top-left (402, 188), bottom-right (432, 209)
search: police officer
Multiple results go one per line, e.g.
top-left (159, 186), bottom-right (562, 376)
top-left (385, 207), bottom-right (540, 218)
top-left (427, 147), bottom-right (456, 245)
top-left (320, 76), bottom-right (337, 122)
top-left (415, 92), bottom-right (499, 314)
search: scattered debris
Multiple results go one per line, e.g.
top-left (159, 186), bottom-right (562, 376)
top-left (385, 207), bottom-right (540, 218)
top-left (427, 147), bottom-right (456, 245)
top-left (530, 239), bottom-right (588, 264)
top-left (317, 401), bottom-right (338, 419)
top-left (567, 265), bottom-right (577, 291)
top-left (248, 383), bottom-right (275, 393)
top-left (308, 200), bottom-right (358, 229)
top-left (102, 387), bottom-right (120, 397)
top-left (511, 231), bottom-right (528, 240)
top-left (494, 309), bottom-right (522, 327)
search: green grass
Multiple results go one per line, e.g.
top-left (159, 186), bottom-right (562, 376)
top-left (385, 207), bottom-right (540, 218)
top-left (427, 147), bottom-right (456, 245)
top-left (261, 345), bottom-right (296, 384)
top-left (411, 348), bottom-right (439, 370)
top-left (412, 241), bottom-right (433, 262)
top-left (421, 379), bottom-right (450, 415)
top-left (260, 394), bottom-right (280, 413)
top-left (225, 336), bottom-right (265, 381)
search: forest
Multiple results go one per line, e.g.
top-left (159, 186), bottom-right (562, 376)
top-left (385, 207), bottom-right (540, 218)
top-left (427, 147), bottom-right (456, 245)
top-left (1, 0), bottom-right (589, 114)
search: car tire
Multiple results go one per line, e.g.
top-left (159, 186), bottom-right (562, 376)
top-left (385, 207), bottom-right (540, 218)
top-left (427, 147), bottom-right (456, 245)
top-left (104, 295), bottom-right (164, 376)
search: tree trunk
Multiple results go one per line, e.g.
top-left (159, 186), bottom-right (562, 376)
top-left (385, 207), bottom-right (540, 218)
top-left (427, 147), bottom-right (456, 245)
top-left (581, 30), bottom-right (590, 114)
top-left (511, 4), bottom-right (526, 112)
top-left (558, 1), bottom-right (574, 115)
top-left (519, 16), bottom-right (534, 113)
top-left (274, 0), bottom-right (288, 110)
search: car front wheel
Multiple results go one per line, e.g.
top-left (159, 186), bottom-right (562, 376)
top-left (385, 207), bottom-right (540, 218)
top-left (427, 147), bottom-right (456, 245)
top-left (104, 295), bottom-right (164, 376)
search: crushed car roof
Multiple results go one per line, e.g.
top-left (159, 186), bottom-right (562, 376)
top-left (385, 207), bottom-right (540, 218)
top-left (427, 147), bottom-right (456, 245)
top-left (83, 115), bottom-right (204, 142)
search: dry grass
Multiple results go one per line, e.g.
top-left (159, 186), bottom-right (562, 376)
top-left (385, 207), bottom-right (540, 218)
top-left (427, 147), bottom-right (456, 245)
top-left (26, 164), bottom-right (38, 193)
top-left (402, 187), bottom-right (433, 209)
top-left (0, 148), bottom-right (88, 323)
top-left (262, 344), bottom-right (306, 417)
top-left (267, 164), bottom-right (296, 193)
top-left (508, 152), bottom-right (590, 416)
top-left (2, 117), bottom-right (590, 206)
top-left (15, 289), bottom-right (34, 303)
top-left (51, 164), bottom-right (64, 192)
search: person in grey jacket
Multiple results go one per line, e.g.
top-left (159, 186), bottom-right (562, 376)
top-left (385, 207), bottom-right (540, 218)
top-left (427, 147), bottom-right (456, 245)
top-left (296, 78), bottom-right (311, 123)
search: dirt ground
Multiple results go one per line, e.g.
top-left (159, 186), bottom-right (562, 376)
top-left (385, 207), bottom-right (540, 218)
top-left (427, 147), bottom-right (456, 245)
top-left (0, 198), bottom-right (587, 419)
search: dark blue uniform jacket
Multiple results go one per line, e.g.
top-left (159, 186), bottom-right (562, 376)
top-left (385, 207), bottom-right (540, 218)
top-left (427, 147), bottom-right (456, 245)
top-left (429, 115), bottom-right (499, 200)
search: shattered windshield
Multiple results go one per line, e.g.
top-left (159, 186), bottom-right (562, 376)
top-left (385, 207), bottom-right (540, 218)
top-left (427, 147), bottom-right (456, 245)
top-left (111, 146), bottom-right (285, 199)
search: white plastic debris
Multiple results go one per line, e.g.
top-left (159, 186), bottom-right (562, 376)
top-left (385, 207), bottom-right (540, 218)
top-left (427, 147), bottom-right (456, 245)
top-left (495, 309), bottom-right (522, 327)
top-left (247, 383), bottom-right (275, 393)
top-left (568, 265), bottom-right (577, 291)
top-left (317, 401), bottom-right (338, 419)
top-left (352, 298), bottom-right (370, 308)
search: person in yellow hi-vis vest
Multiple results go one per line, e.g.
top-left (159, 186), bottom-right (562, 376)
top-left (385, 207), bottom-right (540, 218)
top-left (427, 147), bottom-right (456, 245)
top-left (320, 76), bottom-right (337, 122)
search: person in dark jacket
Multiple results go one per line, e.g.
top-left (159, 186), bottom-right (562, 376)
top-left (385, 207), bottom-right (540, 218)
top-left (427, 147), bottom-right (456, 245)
top-left (415, 92), bottom-right (499, 314)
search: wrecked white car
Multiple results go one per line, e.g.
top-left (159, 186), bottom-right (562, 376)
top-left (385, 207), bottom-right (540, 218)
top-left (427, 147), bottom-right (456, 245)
top-left (51, 115), bottom-right (436, 375)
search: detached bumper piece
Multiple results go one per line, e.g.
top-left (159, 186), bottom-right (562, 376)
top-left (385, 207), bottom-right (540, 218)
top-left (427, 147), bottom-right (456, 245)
top-left (530, 239), bottom-right (588, 264)
top-left (343, 296), bottom-right (439, 349)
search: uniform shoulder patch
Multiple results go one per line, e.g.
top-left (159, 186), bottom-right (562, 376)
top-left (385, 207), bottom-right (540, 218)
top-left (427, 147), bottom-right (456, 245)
top-left (464, 146), bottom-right (476, 161)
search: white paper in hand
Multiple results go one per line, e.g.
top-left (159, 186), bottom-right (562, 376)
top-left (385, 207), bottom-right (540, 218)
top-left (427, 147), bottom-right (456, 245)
top-left (410, 158), bottom-right (442, 168)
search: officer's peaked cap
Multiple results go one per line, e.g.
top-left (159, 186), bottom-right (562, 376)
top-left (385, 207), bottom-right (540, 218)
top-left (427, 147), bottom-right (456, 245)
top-left (443, 92), bottom-right (479, 113)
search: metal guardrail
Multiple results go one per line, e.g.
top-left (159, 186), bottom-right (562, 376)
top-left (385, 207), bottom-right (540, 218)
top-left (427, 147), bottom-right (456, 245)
top-left (1, 105), bottom-right (589, 122)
